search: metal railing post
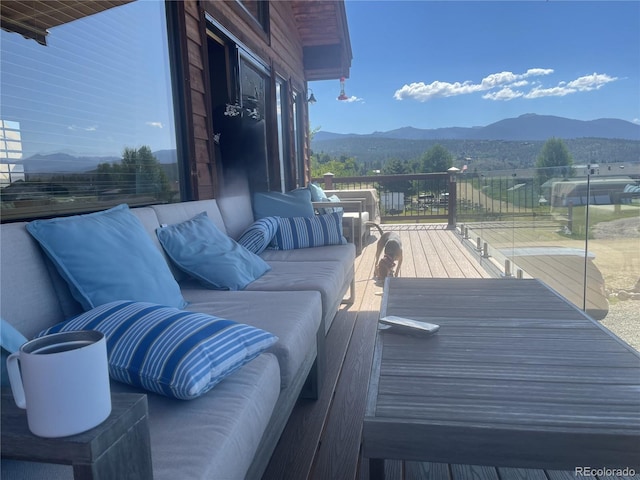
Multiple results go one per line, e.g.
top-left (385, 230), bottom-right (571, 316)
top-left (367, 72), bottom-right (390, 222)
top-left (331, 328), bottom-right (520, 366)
top-left (447, 167), bottom-right (460, 229)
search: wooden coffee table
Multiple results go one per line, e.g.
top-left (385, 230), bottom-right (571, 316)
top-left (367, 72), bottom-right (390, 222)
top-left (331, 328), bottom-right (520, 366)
top-left (363, 278), bottom-right (640, 479)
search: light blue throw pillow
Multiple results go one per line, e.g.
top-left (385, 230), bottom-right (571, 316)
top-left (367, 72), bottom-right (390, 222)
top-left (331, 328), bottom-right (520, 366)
top-left (26, 204), bottom-right (186, 311)
top-left (1, 319), bottom-right (28, 386)
top-left (308, 182), bottom-right (327, 202)
top-left (38, 301), bottom-right (278, 400)
top-left (324, 194), bottom-right (344, 214)
top-left (308, 183), bottom-right (343, 214)
top-left (272, 211), bottom-right (347, 250)
top-left (237, 217), bottom-right (279, 254)
top-left (157, 212), bottom-right (271, 290)
top-left (252, 189), bottom-right (315, 219)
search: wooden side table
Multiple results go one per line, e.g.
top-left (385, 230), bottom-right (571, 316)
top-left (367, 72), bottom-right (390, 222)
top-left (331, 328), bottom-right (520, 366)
top-left (1, 391), bottom-right (153, 480)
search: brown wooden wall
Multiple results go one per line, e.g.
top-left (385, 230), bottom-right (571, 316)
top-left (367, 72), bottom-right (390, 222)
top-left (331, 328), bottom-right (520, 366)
top-left (177, 0), bottom-right (312, 199)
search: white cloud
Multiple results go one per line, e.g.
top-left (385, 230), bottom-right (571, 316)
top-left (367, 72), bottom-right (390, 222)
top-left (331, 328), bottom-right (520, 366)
top-left (482, 87), bottom-right (523, 101)
top-left (394, 68), bottom-right (617, 103)
top-left (633, 118), bottom-right (640, 124)
top-left (524, 85), bottom-right (575, 99)
top-left (68, 125), bottom-right (97, 131)
top-left (566, 73), bottom-right (617, 91)
top-left (525, 68), bottom-right (555, 77)
top-left (393, 80), bottom-right (476, 101)
top-left (523, 73), bottom-right (617, 99)
top-left (394, 68), bottom-right (553, 101)
top-left (146, 121), bottom-right (164, 128)
top-left (479, 72), bottom-right (518, 89)
top-left (340, 96), bottom-right (364, 103)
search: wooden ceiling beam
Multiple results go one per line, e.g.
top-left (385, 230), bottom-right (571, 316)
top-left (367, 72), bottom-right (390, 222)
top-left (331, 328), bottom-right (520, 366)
top-left (291, 0), bottom-right (352, 80)
top-left (0, 0), bottom-right (131, 45)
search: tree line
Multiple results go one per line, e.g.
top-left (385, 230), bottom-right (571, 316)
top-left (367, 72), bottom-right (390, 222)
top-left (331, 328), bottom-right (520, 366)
top-left (311, 137), bottom-right (574, 191)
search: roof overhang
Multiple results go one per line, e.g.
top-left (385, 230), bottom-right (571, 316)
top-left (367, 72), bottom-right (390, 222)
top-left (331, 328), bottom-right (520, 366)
top-left (291, 1), bottom-right (352, 81)
top-left (0, 0), bottom-right (132, 45)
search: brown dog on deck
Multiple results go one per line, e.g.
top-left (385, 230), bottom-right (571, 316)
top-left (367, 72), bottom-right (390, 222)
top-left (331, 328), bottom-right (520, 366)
top-left (367, 222), bottom-right (403, 280)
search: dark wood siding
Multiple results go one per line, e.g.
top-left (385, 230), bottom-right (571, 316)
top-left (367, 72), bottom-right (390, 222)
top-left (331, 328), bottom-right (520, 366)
top-left (181, 1), bottom-right (217, 200)
top-left (176, 0), bottom-right (312, 197)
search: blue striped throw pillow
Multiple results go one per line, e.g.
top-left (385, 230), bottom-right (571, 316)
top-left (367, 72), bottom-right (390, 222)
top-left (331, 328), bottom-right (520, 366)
top-left (237, 217), bottom-right (279, 254)
top-left (38, 301), bottom-right (278, 400)
top-left (272, 211), bottom-right (347, 250)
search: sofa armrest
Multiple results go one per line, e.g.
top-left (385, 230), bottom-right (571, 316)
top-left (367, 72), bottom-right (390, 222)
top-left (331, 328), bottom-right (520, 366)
top-left (312, 200), bottom-right (364, 214)
top-left (323, 189), bottom-right (379, 223)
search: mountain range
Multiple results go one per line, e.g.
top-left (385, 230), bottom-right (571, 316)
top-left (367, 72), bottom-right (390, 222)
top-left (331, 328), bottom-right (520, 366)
top-left (312, 114), bottom-right (640, 170)
top-left (11, 149), bottom-right (178, 174)
top-left (314, 114), bottom-right (640, 142)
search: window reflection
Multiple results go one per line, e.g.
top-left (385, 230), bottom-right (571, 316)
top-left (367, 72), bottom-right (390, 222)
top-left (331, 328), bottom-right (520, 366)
top-left (0, 1), bottom-right (179, 220)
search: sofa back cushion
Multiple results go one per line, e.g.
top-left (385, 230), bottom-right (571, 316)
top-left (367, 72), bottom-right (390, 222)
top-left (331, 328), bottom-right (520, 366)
top-left (152, 200), bottom-right (227, 234)
top-left (0, 222), bottom-right (70, 338)
top-left (216, 173), bottom-right (256, 240)
top-left (129, 206), bottom-right (167, 255)
top-left (252, 189), bottom-right (315, 219)
top-left (26, 204), bottom-right (186, 311)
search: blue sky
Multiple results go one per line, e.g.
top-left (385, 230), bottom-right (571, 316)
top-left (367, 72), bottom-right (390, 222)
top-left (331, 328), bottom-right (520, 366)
top-left (308, 1), bottom-right (640, 135)
top-left (1, 1), bottom-right (175, 158)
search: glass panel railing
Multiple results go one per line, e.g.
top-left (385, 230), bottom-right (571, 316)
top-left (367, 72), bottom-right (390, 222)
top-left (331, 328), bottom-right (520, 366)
top-left (456, 163), bottom-right (640, 350)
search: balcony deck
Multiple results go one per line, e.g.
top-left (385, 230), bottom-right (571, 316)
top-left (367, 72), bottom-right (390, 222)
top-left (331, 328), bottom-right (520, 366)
top-left (262, 224), bottom-right (638, 480)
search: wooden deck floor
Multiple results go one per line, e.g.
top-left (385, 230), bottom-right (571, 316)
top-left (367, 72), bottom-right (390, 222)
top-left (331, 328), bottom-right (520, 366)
top-left (262, 225), bottom-right (639, 480)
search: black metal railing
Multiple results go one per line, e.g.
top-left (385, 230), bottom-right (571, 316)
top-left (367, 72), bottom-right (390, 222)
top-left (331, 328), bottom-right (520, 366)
top-left (311, 172), bottom-right (457, 226)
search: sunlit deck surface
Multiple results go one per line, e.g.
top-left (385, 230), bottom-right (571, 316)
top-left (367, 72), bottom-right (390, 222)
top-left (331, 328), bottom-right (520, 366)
top-left (262, 224), bottom-right (638, 480)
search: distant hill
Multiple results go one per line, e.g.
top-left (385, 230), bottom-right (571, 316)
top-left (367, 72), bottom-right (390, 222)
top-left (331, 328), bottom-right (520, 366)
top-left (14, 153), bottom-right (120, 174)
top-left (14, 149), bottom-right (178, 174)
top-left (314, 114), bottom-right (640, 142)
top-left (312, 114), bottom-right (640, 171)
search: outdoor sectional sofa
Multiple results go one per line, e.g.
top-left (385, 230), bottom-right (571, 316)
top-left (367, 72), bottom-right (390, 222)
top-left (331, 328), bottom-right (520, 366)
top-left (0, 181), bottom-right (356, 479)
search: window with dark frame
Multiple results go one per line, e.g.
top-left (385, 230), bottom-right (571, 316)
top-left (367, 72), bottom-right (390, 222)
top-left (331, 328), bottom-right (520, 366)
top-left (208, 21), bottom-right (274, 193)
top-left (276, 78), bottom-right (292, 192)
top-left (292, 91), bottom-right (306, 188)
top-left (0, 1), bottom-right (180, 221)
top-left (236, 0), bottom-right (268, 32)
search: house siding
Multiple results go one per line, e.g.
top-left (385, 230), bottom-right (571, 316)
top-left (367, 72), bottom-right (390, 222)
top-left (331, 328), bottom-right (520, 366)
top-left (179, 0), bottom-right (217, 200)
top-left (178, 0), bottom-right (311, 199)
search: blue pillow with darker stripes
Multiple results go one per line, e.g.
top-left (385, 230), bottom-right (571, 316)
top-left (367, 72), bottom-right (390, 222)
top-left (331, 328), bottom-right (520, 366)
top-left (272, 211), bottom-right (347, 250)
top-left (37, 301), bottom-right (278, 400)
top-left (237, 216), bottom-right (279, 254)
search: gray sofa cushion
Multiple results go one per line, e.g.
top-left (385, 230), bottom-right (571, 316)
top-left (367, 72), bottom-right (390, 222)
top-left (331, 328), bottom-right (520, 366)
top-left (245, 260), bottom-right (347, 333)
top-left (260, 243), bottom-right (355, 279)
top-left (1, 352), bottom-right (280, 480)
top-left (180, 289), bottom-right (322, 389)
top-left (111, 353), bottom-right (280, 480)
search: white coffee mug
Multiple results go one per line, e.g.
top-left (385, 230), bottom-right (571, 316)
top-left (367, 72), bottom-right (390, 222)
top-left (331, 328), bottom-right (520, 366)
top-left (7, 330), bottom-right (112, 438)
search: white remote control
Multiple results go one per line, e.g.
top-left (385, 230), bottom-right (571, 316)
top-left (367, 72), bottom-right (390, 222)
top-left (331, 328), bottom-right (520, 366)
top-left (379, 316), bottom-right (440, 335)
